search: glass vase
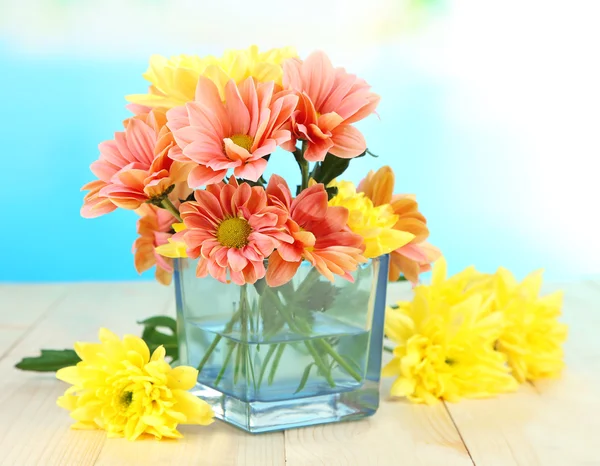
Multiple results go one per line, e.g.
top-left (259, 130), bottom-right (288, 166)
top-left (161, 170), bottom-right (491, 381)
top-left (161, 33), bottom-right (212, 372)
top-left (174, 255), bottom-right (389, 433)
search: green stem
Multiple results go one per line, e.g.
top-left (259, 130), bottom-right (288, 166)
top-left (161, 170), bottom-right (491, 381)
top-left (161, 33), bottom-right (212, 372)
top-left (197, 289), bottom-right (245, 375)
top-left (280, 290), bottom-right (363, 383)
top-left (317, 340), bottom-right (362, 382)
top-left (293, 141), bottom-right (310, 191)
top-left (268, 344), bottom-right (286, 385)
top-left (196, 334), bottom-right (222, 372)
top-left (233, 343), bottom-right (243, 385)
top-left (264, 288), bottom-right (336, 387)
top-left (257, 344), bottom-right (278, 388)
top-left (215, 343), bottom-right (236, 386)
top-left (161, 198), bottom-right (182, 222)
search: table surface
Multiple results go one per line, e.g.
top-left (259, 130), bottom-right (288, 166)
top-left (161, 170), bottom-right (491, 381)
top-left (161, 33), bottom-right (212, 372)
top-left (0, 280), bottom-right (598, 466)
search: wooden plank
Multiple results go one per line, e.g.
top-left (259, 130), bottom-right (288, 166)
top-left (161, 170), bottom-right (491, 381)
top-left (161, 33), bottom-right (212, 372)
top-left (445, 281), bottom-right (600, 466)
top-left (0, 283), bottom-right (69, 328)
top-left (95, 423), bottom-right (285, 466)
top-left (0, 328), bottom-right (27, 358)
top-left (0, 282), bottom-right (173, 466)
top-left (283, 377), bottom-right (473, 466)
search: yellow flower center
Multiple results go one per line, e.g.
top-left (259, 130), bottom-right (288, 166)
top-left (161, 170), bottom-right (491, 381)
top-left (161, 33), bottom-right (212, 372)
top-left (216, 217), bottom-right (252, 249)
top-left (119, 390), bottom-right (133, 412)
top-left (230, 134), bottom-right (254, 152)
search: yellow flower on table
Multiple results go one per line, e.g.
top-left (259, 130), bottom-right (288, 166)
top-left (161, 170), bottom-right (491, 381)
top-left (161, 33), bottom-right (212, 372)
top-left (56, 328), bottom-right (213, 441)
top-left (126, 45), bottom-right (297, 108)
top-left (384, 258), bottom-right (518, 404)
top-left (491, 268), bottom-right (568, 382)
top-left (329, 180), bottom-right (415, 258)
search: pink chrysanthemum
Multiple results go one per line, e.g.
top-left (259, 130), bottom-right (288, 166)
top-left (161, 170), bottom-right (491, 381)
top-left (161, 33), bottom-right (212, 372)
top-left (167, 77), bottom-right (298, 188)
top-left (178, 178), bottom-right (292, 285)
top-left (282, 51), bottom-right (380, 162)
top-left (265, 175), bottom-right (367, 287)
top-left (81, 109), bottom-right (191, 218)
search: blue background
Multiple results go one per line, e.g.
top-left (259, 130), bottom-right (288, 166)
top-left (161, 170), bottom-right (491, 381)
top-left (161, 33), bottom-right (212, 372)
top-left (1, 1), bottom-right (598, 283)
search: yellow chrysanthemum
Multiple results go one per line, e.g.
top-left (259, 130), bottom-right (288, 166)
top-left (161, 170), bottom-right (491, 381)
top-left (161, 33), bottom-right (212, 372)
top-left (126, 45), bottom-right (297, 108)
top-left (56, 328), bottom-right (213, 441)
top-left (156, 222), bottom-right (188, 258)
top-left (329, 180), bottom-right (415, 258)
top-left (491, 268), bottom-right (567, 382)
top-left (383, 258), bottom-right (518, 404)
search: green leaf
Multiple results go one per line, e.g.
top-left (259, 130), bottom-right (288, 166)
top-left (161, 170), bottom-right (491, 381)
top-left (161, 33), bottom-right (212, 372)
top-left (325, 185), bottom-right (338, 200)
top-left (15, 349), bottom-right (80, 372)
top-left (137, 316), bottom-right (177, 334)
top-left (311, 153), bottom-right (351, 186)
top-left (138, 315), bottom-right (179, 361)
top-left (303, 281), bottom-right (339, 312)
top-left (294, 363), bottom-right (315, 394)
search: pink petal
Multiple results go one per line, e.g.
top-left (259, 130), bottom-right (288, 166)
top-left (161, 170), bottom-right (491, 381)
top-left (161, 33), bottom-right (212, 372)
top-left (194, 77), bottom-right (231, 132)
top-left (300, 51), bottom-right (336, 110)
top-left (317, 113), bottom-right (344, 133)
top-left (196, 258), bottom-right (210, 278)
top-left (319, 68), bottom-right (356, 114)
top-left (277, 241), bottom-right (304, 262)
top-left (396, 243), bottom-right (429, 263)
top-left (186, 101), bottom-right (228, 142)
top-left (165, 105), bottom-right (190, 133)
top-left (125, 118), bottom-right (156, 166)
top-left (343, 93), bottom-right (381, 125)
top-left (283, 58), bottom-right (303, 91)
top-left (249, 140), bottom-right (277, 160)
top-left (266, 251), bottom-right (301, 287)
top-left (266, 174), bottom-right (292, 211)
top-left (223, 138), bottom-right (252, 162)
top-left (303, 137), bottom-right (333, 162)
top-left (227, 248), bottom-right (249, 272)
top-left (291, 184), bottom-right (328, 225)
top-left (328, 125), bottom-right (366, 159)
top-left (224, 79), bottom-right (251, 135)
top-left (188, 165), bottom-right (227, 188)
top-left (238, 77), bottom-right (260, 136)
top-left (234, 158), bottom-right (268, 182)
top-left (81, 198), bottom-right (117, 218)
top-left (249, 232), bottom-right (276, 256)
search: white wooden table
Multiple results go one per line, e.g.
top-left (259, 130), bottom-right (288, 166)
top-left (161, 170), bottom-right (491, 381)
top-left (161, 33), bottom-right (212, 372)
top-left (0, 280), bottom-right (598, 465)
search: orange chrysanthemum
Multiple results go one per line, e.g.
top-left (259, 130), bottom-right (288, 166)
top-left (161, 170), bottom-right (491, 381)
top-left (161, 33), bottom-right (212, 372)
top-left (357, 166), bottom-right (441, 284)
top-left (133, 204), bottom-right (176, 285)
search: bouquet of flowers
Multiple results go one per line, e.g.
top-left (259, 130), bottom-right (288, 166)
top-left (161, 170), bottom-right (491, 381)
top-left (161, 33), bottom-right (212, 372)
top-left (80, 45), bottom-right (439, 288)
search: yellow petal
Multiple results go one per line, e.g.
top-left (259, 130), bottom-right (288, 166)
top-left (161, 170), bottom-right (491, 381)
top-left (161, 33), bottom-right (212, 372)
top-left (390, 376), bottom-right (417, 398)
top-left (172, 222), bottom-right (187, 233)
top-left (151, 345), bottom-right (166, 362)
top-left (155, 240), bottom-right (188, 258)
top-left (123, 335), bottom-right (150, 365)
top-left (168, 366), bottom-right (199, 390)
top-left (431, 256), bottom-right (447, 287)
top-left (73, 342), bottom-right (102, 363)
top-left (57, 394), bottom-right (78, 411)
top-left (98, 328), bottom-right (119, 343)
top-left (172, 389), bottom-right (214, 426)
top-left (56, 366), bottom-right (81, 386)
top-left (381, 359), bottom-right (400, 378)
